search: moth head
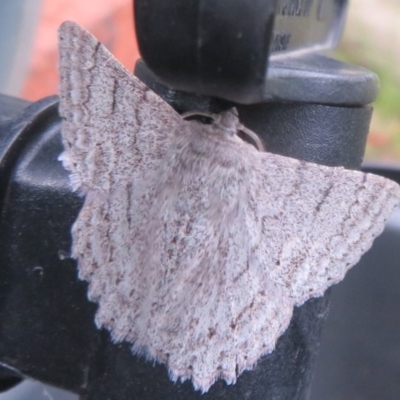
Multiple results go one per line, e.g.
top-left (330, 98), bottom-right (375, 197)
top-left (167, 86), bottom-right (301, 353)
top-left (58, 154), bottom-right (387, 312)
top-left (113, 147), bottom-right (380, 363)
top-left (211, 110), bottom-right (263, 151)
top-left (182, 109), bottom-right (264, 151)
top-left (213, 110), bottom-right (240, 135)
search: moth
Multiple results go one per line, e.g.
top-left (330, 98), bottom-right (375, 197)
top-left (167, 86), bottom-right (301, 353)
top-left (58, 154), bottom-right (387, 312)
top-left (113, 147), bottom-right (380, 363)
top-left (58, 21), bottom-right (400, 393)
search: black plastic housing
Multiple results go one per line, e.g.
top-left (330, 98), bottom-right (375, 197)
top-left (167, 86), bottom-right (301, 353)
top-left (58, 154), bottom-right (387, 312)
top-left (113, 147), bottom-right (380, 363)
top-left (134, 0), bottom-right (350, 103)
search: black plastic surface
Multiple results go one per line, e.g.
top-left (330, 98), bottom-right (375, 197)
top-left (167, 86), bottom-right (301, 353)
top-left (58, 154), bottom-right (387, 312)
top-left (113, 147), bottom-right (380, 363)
top-left (264, 54), bottom-right (379, 106)
top-left (135, 0), bottom-right (277, 104)
top-left (0, 366), bottom-right (22, 393)
top-left (237, 102), bottom-right (372, 168)
top-left (134, 0), bottom-right (352, 103)
top-left (0, 96), bottom-right (92, 392)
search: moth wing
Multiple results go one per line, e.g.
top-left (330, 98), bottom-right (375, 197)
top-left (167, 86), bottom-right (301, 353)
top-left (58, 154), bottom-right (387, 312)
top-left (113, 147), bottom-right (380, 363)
top-left (58, 21), bottom-right (181, 193)
top-left (252, 152), bottom-right (400, 305)
top-left (58, 22), bottom-right (182, 312)
top-left (89, 129), bottom-right (294, 392)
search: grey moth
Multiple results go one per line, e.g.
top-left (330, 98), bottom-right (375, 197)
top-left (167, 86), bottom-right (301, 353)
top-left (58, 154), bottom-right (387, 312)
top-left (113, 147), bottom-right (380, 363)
top-left (58, 21), bottom-right (400, 393)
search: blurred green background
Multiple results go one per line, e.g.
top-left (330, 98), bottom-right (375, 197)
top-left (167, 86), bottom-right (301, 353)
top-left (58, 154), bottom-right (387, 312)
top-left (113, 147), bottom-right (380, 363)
top-left (338, 0), bottom-right (400, 162)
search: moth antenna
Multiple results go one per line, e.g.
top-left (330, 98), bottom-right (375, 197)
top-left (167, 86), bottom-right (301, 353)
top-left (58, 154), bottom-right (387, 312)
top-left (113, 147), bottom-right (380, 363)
top-left (238, 124), bottom-right (265, 152)
top-left (181, 111), bottom-right (216, 121)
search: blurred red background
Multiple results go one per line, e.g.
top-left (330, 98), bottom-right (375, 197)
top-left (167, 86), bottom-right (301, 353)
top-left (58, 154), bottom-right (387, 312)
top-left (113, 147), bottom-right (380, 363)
top-left (21, 0), bottom-right (139, 101)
